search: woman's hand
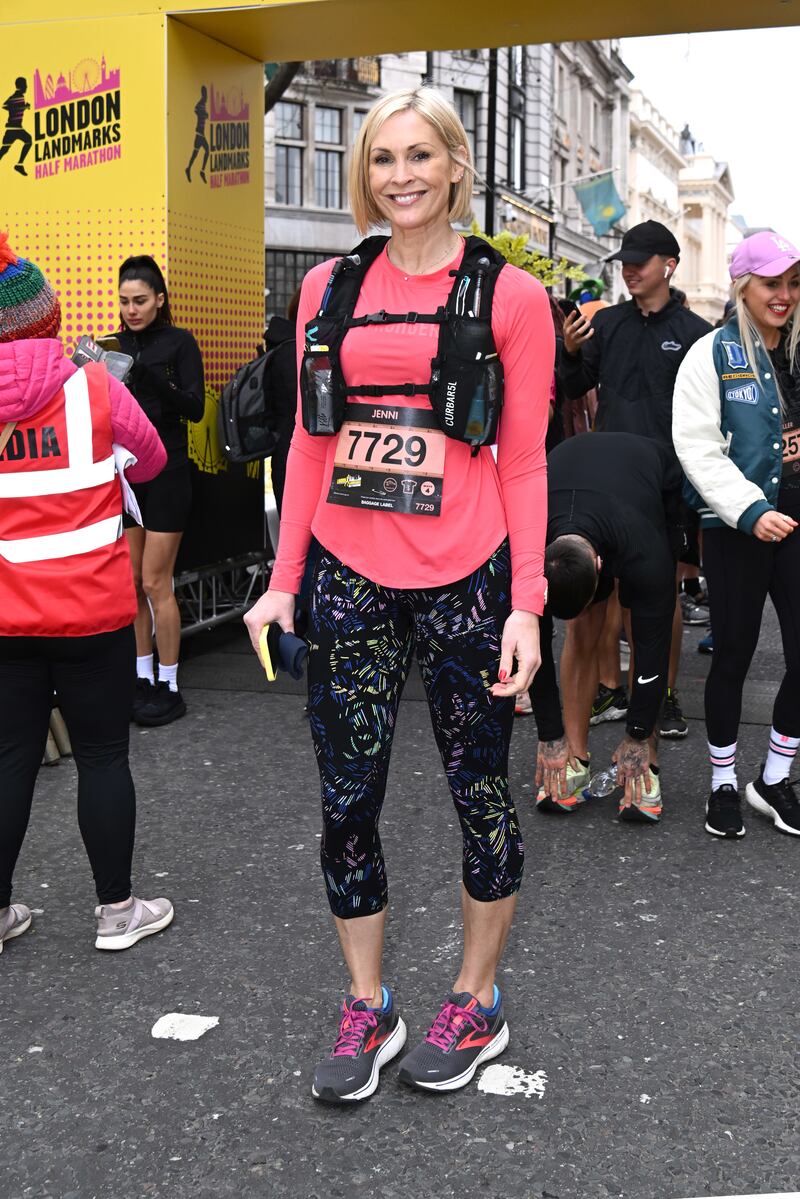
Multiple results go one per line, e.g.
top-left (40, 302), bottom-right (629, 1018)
top-left (562, 309), bottom-right (595, 357)
top-left (535, 736), bottom-right (572, 799)
top-left (753, 510), bottom-right (797, 543)
top-left (490, 610), bottom-right (540, 698)
top-left (243, 589), bottom-right (295, 667)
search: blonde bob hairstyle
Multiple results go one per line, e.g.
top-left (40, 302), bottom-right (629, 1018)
top-left (348, 87), bottom-right (474, 236)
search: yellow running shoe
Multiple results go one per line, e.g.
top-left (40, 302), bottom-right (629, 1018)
top-left (536, 758), bottom-right (590, 814)
top-left (618, 768), bottom-right (662, 823)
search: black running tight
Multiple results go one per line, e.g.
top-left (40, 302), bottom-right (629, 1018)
top-left (0, 627), bottom-right (136, 906)
top-left (703, 525), bottom-right (800, 746)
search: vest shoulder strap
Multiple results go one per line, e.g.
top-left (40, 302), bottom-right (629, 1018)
top-left (315, 236), bottom-right (389, 321)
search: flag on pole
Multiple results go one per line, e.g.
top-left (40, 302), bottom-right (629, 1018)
top-left (572, 172), bottom-right (626, 237)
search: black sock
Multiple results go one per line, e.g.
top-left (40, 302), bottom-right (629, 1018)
top-left (683, 578), bottom-right (701, 598)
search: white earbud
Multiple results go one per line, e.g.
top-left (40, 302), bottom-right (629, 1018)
top-left (664, 266), bottom-right (670, 278)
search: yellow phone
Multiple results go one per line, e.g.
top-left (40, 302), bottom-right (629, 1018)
top-left (258, 626), bottom-right (277, 682)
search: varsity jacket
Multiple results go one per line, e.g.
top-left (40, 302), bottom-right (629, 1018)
top-left (672, 317), bottom-right (783, 533)
top-left (0, 338), bottom-right (165, 636)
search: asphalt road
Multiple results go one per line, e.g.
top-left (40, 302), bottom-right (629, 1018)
top-left (2, 608), bottom-right (799, 1199)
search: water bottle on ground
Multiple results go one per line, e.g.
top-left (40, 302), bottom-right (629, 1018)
top-left (584, 766), bottom-right (622, 801)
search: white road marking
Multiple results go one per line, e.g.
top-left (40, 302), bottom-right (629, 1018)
top-left (151, 1013), bottom-right (219, 1041)
top-left (639, 1093), bottom-right (651, 1104)
top-left (478, 1064), bottom-right (547, 1099)
top-left (28, 1046), bottom-right (43, 1054)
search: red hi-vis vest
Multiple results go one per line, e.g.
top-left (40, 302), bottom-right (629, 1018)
top-left (0, 363), bottom-right (137, 637)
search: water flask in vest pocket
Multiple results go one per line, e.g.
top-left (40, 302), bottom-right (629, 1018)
top-left (430, 317), bottom-right (504, 449)
top-left (300, 319), bottom-right (347, 436)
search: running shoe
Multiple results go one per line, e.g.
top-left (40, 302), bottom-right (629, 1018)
top-left (514, 690), bottom-right (532, 717)
top-left (745, 770), bottom-right (800, 836)
top-left (680, 592), bottom-right (711, 626)
top-left (133, 681), bottom-right (187, 727)
top-left (698, 632), bottom-right (713, 655)
top-left (95, 895), bottom-right (174, 950)
top-left (398, 988), bottom-right (508, 1093)
top-left (535, 757), bottom-right (590, 814)
top-left (131, 677), bottom-right (155, 723)
top-left (0, 904), bottom-right (32, 954)
top-left (659, 688), bottom-right (688, 739)
top-left (312, 987), bottom-right (407, 1104)
top-left (589, 683), bottom-right (628, 725)
top-left (618, 768), bottom-right (662, 823)
top-left (705, 784), bottom-right (745, 838)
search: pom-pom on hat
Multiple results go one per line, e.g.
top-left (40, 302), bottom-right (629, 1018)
top-left (0, 231), bottom-right (61, 343)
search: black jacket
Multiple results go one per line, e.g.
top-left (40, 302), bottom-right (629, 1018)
top-left (117, 323), bottom-right (205, 468)
top-left (263, 314), bottom-right (297, 513)
top-left (558, 296), bottom-right (711, 451)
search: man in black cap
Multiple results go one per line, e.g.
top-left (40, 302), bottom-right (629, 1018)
top-left (557, 219), bottom-right (711, 741)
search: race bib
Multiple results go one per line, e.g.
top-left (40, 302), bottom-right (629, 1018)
top-left (782, 424), bottom-right (800, 477)
top-left (327, 402), bottom-right (445, 516)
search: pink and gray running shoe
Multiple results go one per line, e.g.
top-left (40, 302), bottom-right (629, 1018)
top-left (398, 988), bottom-right (509, 1092)
top-left (312, 987), bottom-right (407, 1104)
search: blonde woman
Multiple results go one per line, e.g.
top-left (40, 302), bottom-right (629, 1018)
top-left (245, 87), bottom-right (553, 1102)
top-left (673, 231), bottom-right (800, 839)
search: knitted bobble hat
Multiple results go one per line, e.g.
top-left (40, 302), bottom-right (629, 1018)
top-left (0, 231), bottom-right (61, 343)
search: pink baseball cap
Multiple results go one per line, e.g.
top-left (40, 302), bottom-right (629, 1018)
top-left (730, 231), bottom-right (800, 280)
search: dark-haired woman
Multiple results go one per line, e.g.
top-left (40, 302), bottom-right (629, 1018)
top-left (117, 256), bottom-right (205, 726)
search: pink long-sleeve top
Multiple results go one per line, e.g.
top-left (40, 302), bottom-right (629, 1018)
top-left (269, 243), bottom-right (554, 614)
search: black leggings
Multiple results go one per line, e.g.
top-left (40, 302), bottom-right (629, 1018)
top-left (703, 525), bottom-right (800, 746)
top-left (0, 627), bottom-right (136, 907)
top-left (308, 541), bottom-right (521, 919)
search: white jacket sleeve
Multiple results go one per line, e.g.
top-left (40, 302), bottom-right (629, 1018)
top-left (672, 331), bottom-right (769, 530)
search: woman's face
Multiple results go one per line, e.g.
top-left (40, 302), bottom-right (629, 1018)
top-left (742, 265), bottom-right (800, 338)
top-left (119, 279), bottom-right (164, 331)
top-left (367, 109), bottom-right (463, 236)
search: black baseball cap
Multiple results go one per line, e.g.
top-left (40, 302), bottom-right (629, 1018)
top-left (606, 220), bottom-right (681, 264)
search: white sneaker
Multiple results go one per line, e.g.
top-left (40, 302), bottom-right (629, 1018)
top-left (95, 895), bottom-right (174, 951)
top-left (0, 904), bottom-right (32, 954)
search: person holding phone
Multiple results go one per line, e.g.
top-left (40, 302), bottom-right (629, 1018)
top-left (244, 86), bottom-right (553, 1103)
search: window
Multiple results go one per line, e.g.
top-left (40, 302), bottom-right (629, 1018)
top-left (315, 150), bottom-right (341, 209)
top-left (275, 145), bottom-right (302, 206)
top-left (315, 105), bottom-right (342, 145)
top-left (314, 105), bottom-right (344, 209)
top-left (453, 90), bottom-right (477, 162)
top-left (274, 100), bottom-right (305, 206)
top-left (353, 109), bottom-right (368, 139)
top-left (274, 100), bottom-right (303, 140)
top-left (265, 249), bottom-right (337, 321)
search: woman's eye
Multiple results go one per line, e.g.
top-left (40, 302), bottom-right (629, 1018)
top-left (372, 155), bottom-right (391, 165)
top-left (413, 151), bottom-right (430, 161)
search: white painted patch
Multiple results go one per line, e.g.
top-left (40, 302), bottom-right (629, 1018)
top-left (639, 1093), bottom-right (651, 1104)
top-left (27, 1046), bottom-right (43, 1054)
top-left (151, 1013), bottom-right (219, 1041)
top-left (638, 913), bottom-right (658, 922)
top-left (31, 908), bottom-right (44, 915)
top-left (478, 1064), bottom-right (547, 1099)
top-left (154, 872), bottom-right (168, 878)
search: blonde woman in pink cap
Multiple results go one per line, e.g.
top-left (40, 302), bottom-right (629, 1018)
top-left (673, 231), bottom-right (800, 840)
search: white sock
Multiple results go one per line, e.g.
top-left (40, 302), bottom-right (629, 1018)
top-left (158, 662), bottom-right (179, 693)
top-left (763, 728), bottom-right (800, 785)
top-left (709, 741), bottom-right (737, 790)
top-left (136, 654), bottom-right (154, 684)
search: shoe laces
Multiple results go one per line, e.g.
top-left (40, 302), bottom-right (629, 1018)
top-left (712, 786), bottom-right (740, 813)
top-left (331, 999), bottom-right (377, 1057)
top-left (772, 777), bottom-right (800, 811)
top-left (425, 1001), bottom-right (487, 1051)
top-left (664, 689), bottom-right (681, 717)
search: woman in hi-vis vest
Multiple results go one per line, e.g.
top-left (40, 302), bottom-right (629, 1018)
top-left (0, 232), bottom-right (175, 954)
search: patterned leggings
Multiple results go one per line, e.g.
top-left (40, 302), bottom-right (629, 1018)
top-left (307, 540), bottom-right (522, 919)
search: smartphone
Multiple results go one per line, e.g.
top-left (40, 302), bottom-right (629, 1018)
top-left (557, 299), bottom-right (580, 319)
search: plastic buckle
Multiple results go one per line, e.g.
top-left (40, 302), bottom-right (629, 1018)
top-left (405, 312), bottom-right (419, 324)
top-left (364, 310), bottom-right (387, 325)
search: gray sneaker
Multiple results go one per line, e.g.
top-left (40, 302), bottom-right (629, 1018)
top-left (95, 895), bottom-right (174, 951)
top-left (0, 904), bottom-right (32, 954)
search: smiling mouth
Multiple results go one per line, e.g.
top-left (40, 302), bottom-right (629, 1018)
top-left (769, 304), bottom-right (790, 316)
top-left (387, 191), bottom-right (426, 205)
